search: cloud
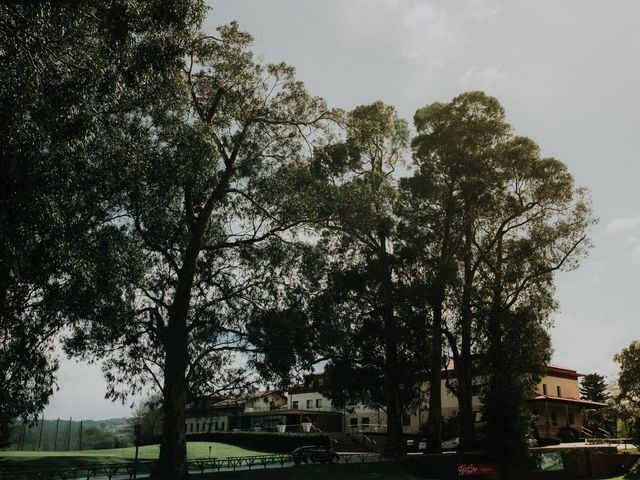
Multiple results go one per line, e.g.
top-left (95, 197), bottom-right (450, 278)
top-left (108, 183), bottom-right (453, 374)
top-left (606, 214), bottom-right (640, 233)
top-left (461, 64), bottom-right (506, 84)
top-left (400, 2), bottom-right (453, 61)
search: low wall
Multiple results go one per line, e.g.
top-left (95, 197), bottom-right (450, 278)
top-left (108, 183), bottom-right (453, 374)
top-left (401, 446), bottom-right (638, 479)
top-left (513, 446), bottom-right (639, 479)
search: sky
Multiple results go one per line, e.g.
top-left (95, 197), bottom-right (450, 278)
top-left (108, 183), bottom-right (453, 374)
top-left (44, 0), bottom-right (640, 419)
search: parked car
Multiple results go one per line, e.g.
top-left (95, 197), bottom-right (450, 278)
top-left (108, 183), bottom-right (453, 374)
top-left (292, 446), bottom-right (340, 465)
top-left (405, 438), bottom-right (428, 452)
top-left (441, 437), bottom-right (460, 451)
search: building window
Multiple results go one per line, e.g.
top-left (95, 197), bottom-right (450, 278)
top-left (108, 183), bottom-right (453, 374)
top-left (569, 413), bottom-right (575, 425)
top-left (196, 422), bottom-right (200, 432)
top-left (557, 386), bottom-right (561, 397)
top-left (292, 401), bottom-right (299, 409)
top-left (362, 417), bottom-right (370, 430)
top-left (189, 423), bottom-right (194, 433)
top-left (350, 418), bottom-right (358, 429)
top-left (316, 399), bottom-right (323, 408)
top-left (306, 399), bottom-right (313, 409)
top-left (402, 414), bottom-right (411, 426)
top-left (551, 412), bottom-right (557, 426)
top-left (264, 397), bottom-right (269, 403)
top-left (543, 384), bottom-right (548, 395)
top-left (220, 422), bottom-right (224, 431)
top-left (214, 421), bottom-right (218, 431)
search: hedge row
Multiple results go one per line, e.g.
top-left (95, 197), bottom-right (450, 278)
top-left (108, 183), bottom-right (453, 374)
top-left (188, 432), bottom-right (330, 453)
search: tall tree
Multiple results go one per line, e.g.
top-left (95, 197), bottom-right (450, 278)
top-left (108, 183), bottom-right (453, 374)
top-left (405, 92), bottom-right (593, 455)
top-left (307, 101), bottom-right (425, 456)
top-left (0, 0), bottom-right (204, 447)
top-left (396, 101), bottom-right (466, 452)
top-left (613, 340), bottom-right (640, 444)
top-left (579, 373), bottom-right (611, 434)
top-left (580, 373), bottom-right (609, 403)
top-left (63, 22), bottom-right (334, 479)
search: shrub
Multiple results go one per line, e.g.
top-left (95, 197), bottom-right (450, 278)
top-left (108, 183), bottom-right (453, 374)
top-left (537, 437), bottom-right (561, 447)
top-left (558, 426), bottom-right (580, 443)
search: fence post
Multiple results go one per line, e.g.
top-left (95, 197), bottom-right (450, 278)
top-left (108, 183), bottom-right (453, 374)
top-left (38, 416), bottom-right (44, 451)
top-left (53, 418), bottom-right (60, 451)
top-left (66, 418), bottom-right (72, 451)
top-left (133, 424), bottom-right (140, 480)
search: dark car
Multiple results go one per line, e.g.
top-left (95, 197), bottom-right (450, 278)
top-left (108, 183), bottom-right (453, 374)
top-left (292, 446), bottom-right (340, 465)
top-left (405, 438), bottom-right (427, 453)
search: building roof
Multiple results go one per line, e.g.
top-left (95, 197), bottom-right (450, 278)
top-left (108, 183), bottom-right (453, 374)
top-left (527, 394), bottom-right (608, 408)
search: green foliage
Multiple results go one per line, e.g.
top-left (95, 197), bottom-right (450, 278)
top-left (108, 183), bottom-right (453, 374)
top-left (580, 373), bottom-right (613, 434)
top-left (0, 0), bottom-right (205, 448)
top-left (581, 373), bottom-right (610, 403)
top-left (132, 396), bottom-right (164, 446)
top-left (558, 426), bottom-right (580, 443)
top-left (402, 91), bottom-right (592, 463)
top-left (305, 102), bottom-right (428, 455)
top-left (613, 340), bottom-right (640, 445)
top-left (616, 341), bottom-right (640, 405)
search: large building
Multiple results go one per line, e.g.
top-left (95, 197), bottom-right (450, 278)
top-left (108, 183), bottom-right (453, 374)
top-left (185, 363), bottom-right (606, 437)
top-left (528, 365), bottom-right (608, 437)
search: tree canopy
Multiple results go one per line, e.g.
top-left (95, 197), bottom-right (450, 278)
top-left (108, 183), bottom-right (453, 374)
top-left (580, 373), bottom-right (610, 403)
top-left (2, 4), bottom-right (596, 474)
top-left (0, 0), bottom-right (206, 448)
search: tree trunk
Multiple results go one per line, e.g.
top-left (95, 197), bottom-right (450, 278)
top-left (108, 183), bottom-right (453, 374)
top-left (425, 301), bottom-right (443, 453)
top-left (153, 334), bottom-right (188, 479)
top-left (456, 354), bottom-right (475, 451)
top-left (379, 234), bottom-right (405, 458)
top-left (383, 366), bottom-right (405, 457)
top-left (457, 212), bottom-right (476, 452)
top-left (151, 216), bottom-right (209, 479)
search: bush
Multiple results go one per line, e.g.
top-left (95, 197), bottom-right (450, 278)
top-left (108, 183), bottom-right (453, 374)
top-left (537, 437), bottom-right (561, 447)
top-left (558, 426), bottom-right (580, 443)
top-left (189, 432), bottom-right (330, 453)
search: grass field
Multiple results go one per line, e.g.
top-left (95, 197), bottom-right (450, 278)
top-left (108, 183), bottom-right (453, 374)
top-left (0, 441), bottom-right (271, 467)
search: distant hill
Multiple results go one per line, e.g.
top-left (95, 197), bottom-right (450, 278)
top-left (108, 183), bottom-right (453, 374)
top-left (7, 417), bottom-right (134, 451)
top-left (81, 418), bottom-right (132, 431)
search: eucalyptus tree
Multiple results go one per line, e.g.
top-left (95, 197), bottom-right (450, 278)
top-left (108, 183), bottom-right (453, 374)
top-left (306, 102), bottom-right (430, 456)
top-left (61, 22), bottom-right (334, 478)
top-left (613, 340), bottom-right (640, 444)
top-left (404, 92), bottom-right (594, 455)
top-left (0, 0), bottom-right (205, 446)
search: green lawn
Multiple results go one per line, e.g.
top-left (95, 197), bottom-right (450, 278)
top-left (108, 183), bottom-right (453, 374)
top-left (0, 441), bottom-right (271, 467)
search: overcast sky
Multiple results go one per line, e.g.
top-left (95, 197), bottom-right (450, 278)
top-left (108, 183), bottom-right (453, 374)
top-left (45, 0), bottom-right (640, 419)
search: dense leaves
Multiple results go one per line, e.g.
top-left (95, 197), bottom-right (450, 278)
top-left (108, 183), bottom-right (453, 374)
top-left (401, 92), bottom-right (593, 460)
top-left (580, 373), bottom-right (609, 403)
top-left (613, 340), bottom-right (640, 444)
top-left (0, 0), bottom-right (205, 448)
